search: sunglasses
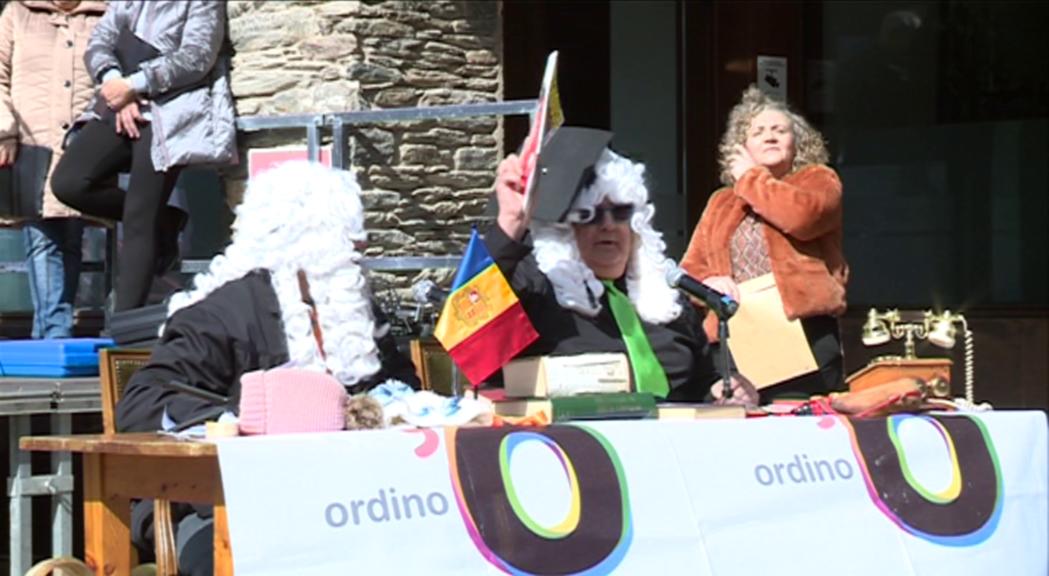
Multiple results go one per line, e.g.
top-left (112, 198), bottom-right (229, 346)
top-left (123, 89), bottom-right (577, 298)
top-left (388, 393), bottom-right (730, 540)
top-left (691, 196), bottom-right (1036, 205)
top-left (567, 204), bottom-right (634, 226)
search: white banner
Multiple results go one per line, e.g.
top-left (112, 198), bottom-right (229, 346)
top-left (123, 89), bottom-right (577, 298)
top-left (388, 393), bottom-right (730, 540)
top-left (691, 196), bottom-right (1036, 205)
top-left (216, 412), bottom-right (1048, 576)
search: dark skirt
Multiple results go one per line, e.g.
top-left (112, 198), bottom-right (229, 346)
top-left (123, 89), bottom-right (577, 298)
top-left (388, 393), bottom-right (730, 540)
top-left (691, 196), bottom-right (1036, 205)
top-left (711, 314), bottom-right (844, 403)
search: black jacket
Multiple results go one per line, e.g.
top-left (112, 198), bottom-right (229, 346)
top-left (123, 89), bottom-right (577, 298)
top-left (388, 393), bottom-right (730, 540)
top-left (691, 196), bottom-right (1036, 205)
top-left (116, 270), bottom-right (419, 432)
top-left (485, 225), bottom-right (719, 401)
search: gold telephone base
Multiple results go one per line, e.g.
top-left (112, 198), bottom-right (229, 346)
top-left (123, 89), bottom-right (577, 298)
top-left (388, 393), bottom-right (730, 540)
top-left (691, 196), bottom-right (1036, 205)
top-left (846, 356), bottom-right (952, 394)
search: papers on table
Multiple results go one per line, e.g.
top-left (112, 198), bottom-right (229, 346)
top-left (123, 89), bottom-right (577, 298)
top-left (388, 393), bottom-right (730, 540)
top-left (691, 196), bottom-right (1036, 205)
top-left (161, 407), bottom-right (238, 440)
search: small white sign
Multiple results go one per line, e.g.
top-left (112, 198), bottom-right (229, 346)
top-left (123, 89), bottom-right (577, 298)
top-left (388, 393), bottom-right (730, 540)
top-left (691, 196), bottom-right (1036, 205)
top-left (247, 145), bottom-right (333, 179)
top-left (757, 55), bottom-right (788, 101)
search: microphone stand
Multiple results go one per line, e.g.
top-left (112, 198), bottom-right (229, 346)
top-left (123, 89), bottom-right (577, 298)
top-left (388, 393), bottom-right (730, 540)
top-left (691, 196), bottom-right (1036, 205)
top-left (718, 317), bottom-right (732, 401)
top-left (711, 303), bottom-right (736, 403)
top-left (664, 267), bottom-right (738, 398)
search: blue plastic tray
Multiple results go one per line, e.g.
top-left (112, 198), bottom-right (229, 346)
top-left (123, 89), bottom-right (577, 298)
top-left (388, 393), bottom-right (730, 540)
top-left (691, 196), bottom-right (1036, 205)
top-left (0, 338), bottom-right (114, 377)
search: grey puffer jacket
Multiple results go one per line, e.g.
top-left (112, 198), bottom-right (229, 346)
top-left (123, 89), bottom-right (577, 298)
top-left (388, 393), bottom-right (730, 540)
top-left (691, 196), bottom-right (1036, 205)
top-left (81, 0), bottom-right (236, 171)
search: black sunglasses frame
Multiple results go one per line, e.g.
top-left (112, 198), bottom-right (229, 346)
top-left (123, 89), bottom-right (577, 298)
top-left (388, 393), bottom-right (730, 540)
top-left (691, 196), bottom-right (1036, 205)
top-left (567, 204), bottom-right (635, 226)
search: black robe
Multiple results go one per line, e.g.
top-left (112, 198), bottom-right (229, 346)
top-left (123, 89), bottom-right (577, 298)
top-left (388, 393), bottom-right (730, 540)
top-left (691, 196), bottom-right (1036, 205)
top-left (485, 225), bottom-right (720, 401)
top-left (116, 269), bottom-right (419, 432)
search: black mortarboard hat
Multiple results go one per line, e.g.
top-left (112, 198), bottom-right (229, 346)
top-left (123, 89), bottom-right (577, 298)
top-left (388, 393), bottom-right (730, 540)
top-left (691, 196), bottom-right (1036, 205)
top-left (485, 126), bottom-right (613, 223)
top-left (528, 126), bottom-right (613, 223)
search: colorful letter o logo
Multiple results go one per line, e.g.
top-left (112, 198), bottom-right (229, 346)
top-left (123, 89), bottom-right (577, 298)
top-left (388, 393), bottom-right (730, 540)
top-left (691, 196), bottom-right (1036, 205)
top-left (847, 415), bottom-right (1002, 546)
top-left (447, 426), bottom-right (632, 575)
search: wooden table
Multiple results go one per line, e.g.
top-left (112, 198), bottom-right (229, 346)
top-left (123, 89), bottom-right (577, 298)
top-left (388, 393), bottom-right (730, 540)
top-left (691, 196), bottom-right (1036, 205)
top-left (19, 433), bottom-right (233, 576)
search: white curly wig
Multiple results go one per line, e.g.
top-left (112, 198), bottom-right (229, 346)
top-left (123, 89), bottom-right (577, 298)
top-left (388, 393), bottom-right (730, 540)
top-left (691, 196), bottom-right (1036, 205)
top-left (531, 149), bottom-right (682, 324)
top-left (165, 161), bottom-right (385, 387)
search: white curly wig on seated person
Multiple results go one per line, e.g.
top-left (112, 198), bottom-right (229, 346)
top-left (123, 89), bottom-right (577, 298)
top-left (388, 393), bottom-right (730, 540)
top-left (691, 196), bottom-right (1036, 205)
top-left (531, 149), bottom-right (682, 324)
top-left (166, 161), bottom-right (388, 387)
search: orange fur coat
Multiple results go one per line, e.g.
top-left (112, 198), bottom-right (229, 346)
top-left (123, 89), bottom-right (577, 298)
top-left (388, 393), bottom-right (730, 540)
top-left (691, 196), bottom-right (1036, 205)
top-left (681, 164), bottom-right (849, 341)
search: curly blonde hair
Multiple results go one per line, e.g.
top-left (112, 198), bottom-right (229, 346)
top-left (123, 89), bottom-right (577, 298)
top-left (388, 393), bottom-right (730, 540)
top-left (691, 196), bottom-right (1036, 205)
top-left (718, 85), bottom-right (829, 186)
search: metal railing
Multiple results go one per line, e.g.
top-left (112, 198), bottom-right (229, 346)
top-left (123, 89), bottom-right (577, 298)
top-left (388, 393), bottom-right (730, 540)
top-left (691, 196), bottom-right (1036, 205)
top-left (1, 100), bottom-right (536, 293)
top-left (198, 99), bottom-right (537, 274)
top-left (0, 258), bottom-right (103, 275)
top-left (236, 99), bottom-right (535, 170)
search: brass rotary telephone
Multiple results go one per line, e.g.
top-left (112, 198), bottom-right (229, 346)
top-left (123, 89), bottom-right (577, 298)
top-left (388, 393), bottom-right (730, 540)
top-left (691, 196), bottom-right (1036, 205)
top-left (846, 309), bottom-right (975, 403)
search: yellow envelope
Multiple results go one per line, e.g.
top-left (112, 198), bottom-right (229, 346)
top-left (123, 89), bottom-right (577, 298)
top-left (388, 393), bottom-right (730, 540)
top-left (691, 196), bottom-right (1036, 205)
top-left (726, 273), bottom-right (817, 389)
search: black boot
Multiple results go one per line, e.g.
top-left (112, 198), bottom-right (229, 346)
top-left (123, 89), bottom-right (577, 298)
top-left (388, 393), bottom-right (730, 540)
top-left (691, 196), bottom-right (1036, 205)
top-left (156, 207), bottom-right (188, 276)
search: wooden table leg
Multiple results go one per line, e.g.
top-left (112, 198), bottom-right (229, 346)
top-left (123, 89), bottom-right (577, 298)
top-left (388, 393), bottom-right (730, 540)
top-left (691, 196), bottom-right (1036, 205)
top-left (83, 453), bottom-right (132, 576)
top-left (214, 492), bottom-right (234, 576)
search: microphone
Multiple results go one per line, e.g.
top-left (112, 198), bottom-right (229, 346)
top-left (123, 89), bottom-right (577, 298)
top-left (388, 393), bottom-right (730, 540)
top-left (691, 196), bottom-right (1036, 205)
top-left (411, 280), bottom-right (449, 308)
top-left (665, 266), bottom-right (739, 320)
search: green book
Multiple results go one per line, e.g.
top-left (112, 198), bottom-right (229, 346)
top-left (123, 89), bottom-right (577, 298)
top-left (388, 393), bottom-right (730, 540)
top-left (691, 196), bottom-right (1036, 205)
top-left (495, 393), bottom-right (658, 422)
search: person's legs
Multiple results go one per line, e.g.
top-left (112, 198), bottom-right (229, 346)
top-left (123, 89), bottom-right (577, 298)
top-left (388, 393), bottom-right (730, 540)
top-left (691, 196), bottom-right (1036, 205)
top-left (156, 203), bottom-right (188, 276)
top-left (175, 512), bottom-right (214, 576)
top-left (51, 120), bottom-right (131, 221)
top-left (116, 123), bottom-right (181, 311)
top-left (56, 218), bottom-right (84, 334)
top-left (22, 219), bottom-right (84, 338)
top-left (23, 223), bottom-right (55, 339)
top-left (129, 499), bottom-right (157, 563)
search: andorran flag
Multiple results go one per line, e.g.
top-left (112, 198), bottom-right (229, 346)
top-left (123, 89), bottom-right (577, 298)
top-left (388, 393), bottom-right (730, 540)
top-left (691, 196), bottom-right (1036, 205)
top-left (434, 229), bottom-right (538, 385)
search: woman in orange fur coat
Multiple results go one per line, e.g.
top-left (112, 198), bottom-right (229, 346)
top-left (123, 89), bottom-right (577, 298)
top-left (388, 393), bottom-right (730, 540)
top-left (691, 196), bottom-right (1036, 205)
top-left (681, 85), bottom-right (848, 402)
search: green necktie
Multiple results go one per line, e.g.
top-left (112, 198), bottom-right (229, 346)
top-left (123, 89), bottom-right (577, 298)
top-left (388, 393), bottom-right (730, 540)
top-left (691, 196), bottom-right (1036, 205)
top-left (602, 281), bottom-right (670, 398)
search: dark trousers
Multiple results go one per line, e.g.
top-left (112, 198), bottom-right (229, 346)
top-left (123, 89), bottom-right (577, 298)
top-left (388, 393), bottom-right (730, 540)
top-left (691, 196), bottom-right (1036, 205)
top-left (52, 120), bottom-right (181, 311)
top-left (131, 500), bottom-right (214, 576)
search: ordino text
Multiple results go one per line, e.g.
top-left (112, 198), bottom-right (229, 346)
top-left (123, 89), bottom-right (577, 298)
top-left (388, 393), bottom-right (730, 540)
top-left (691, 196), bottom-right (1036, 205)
top-left (325, 488), bottom-right (450, 527)
top-left (754, 454), bottom-right (854, 486)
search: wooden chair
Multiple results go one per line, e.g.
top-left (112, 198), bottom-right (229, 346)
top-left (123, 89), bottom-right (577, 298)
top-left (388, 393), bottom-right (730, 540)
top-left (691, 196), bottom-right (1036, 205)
top-left (409, 337), bottom-right (462, 396)
top-left (99, 348), bottom-right (152, 435)
top-left (98, 348), bottom-right (177, 576)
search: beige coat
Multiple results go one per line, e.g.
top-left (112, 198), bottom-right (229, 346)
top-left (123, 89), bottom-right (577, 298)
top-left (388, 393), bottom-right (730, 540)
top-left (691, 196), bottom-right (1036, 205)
top-left (0, 0), bottom-right (107, 221)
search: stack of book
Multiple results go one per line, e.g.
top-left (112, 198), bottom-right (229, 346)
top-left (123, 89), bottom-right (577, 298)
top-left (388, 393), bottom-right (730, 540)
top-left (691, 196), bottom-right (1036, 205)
top-left (492, 353), bottom-right (748, 422)
top-left (495, 392), bottom-right (659, 422)
top-left (494, 353), bottom-right (657, 422)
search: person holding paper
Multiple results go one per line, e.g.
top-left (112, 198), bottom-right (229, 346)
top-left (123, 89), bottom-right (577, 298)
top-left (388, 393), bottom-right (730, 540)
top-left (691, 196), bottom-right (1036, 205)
top-left (116, 162), bottom-right (419, 576)
top-left (0, 0), bottom-right (106, 339)
top-left (489, 126), bottom-right (756, 405)
top-left (681, 85), bottom-right (848, 401)
top-left (50, 0), bottom-right (237, 311)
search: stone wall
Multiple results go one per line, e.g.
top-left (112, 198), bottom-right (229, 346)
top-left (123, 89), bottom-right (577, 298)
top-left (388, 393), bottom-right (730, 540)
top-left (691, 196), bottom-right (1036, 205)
top-left (226, 0), bottom-right (503, 287)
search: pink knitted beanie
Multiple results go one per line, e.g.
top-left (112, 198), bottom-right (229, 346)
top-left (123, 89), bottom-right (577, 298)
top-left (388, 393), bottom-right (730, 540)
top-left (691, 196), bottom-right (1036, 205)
top-left (238, 368), bottom-right (348, 435)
